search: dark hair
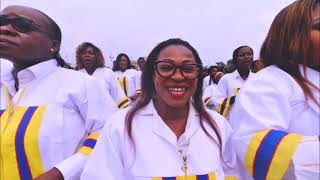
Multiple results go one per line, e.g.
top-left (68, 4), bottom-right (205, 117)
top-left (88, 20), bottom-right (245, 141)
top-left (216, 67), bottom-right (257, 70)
top-left (113, 53), bottom-right (132, 71)
top-left (208, 65), bottom-right (220, 85)
top-left (35, 9), bottom-right (72, 69)
top-left (250, 60), bottom-right (257, 70)
top-left (232, 45), bottom-right (253, 68)
top-left (260, 0), bottom-right (320, 106)
top-left (125, 38), bottom-right (222, 153)
top-left (137, 57), bottom-right (145, 62)
top-left (75, 42), bottom-right (105, 69)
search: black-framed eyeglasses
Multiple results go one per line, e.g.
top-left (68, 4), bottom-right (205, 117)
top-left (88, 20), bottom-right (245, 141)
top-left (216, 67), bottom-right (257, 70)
top-left (0, 15), bottom-right (52, 37)
top-left (154, 61), bottom-right (202, 80)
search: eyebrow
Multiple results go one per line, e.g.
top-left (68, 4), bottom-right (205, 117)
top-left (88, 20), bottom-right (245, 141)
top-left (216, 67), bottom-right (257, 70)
top-left (161, 59), bottom-right (195, 63)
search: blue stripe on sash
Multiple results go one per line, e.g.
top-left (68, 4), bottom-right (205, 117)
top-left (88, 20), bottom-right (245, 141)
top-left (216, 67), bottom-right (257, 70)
top-left (83, 139), bottom-right (97, 149)
top-left (15, 106), bottom-right (38, 180)
top-left (253, 129), bottom-right (288, 180)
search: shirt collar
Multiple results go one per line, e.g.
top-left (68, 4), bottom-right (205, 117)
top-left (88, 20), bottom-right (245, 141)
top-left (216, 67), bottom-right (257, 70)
top-left (17, 59), bottom-right (59, 87)
top-left (140, 100), bottom-right (200, 146)
top-left (233, 69), bottom-right (254, 80)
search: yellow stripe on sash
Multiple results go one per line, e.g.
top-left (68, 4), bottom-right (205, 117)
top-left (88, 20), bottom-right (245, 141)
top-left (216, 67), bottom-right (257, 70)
top-left (24, 106), bottom-right (46, 178)
top-left (225, 176), bottom-right (239, 180)
top-left (79, 133), bottom-right (100, 156)
top-left (216, 98), bottom-right (225, 113)
top-left (117, 97), bottom-right (130, 109)
top-left (152, 172), bottom-right (216, 180)
top-left (119, 76), bottom-right (129, 96)
top-left (244, 129), bottom-right (270, 176)
top-left (265, 133), bottom-right (303, 180)
top-left (233, 88), bottom-right (239, 95)
top-left (1, 107), bottom-right (28, 180)
top-left (222, 97), bottom-right (231, 117)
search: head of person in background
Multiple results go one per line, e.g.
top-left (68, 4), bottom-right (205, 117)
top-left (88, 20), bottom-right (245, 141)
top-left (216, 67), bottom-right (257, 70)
top-left (137, 57), bottom-right (146, 71)
top-left (250, 59), bottom-right (265, 73)
top-left (76, 42), bottom-right (105, 74)
top-left (232, 45), bottom-right (254, 80)
top-left (126, 38), bottom-right (222, 145)
top-left (114, 53), bottom-right (132, 72)
top-left (213, 71), bottom-right (224, 84)
top-left (260, 0), bottom-right (319, 103)
top-left (0, 5), bottom-right (71, 90)
top-left (208, 65), bottom-right (220, 78)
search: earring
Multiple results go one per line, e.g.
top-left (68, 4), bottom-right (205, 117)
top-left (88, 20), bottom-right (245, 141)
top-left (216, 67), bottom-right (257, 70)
top-left (50, 48), bottom-right (54, 53)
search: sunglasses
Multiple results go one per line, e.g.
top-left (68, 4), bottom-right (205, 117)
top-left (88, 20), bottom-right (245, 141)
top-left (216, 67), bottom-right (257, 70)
top-left (0, 15), bottom-right (52, 37)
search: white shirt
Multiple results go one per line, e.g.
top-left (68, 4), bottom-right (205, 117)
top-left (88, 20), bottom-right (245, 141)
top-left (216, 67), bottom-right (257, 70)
top-left (81, 101), bottom-right (239, 180)
top-left (212, 70), bottom-right (253, 117)
top-left (0, 60), bottom-right (117, 180)
top-left (79, 67), bottom-right (130, 109)
top-left (230, 65), bottom-right (320, 180)
top-left (203, 76), bottom-right (214, 91)
top-left (202, 83), bottom-right (218, 110)
top-left (114, 69), bottom-right (141, 97)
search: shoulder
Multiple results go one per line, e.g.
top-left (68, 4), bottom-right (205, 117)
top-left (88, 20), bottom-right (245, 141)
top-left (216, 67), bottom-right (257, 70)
top-left (241, 65), bottom-right (298, 96)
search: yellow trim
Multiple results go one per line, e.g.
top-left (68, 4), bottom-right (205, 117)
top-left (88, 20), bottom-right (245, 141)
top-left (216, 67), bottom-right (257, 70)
top-left (266, 133), bottom-right (303, 180)
top-left (216, 98), bottom-right (225, 113)
top-left (1, 107), bottom-right (28, 180)
top-left (204, 98), bottom-right (212, 106)
top-left (233, 88), bottom-right (239, 95)
top-left (222, 97), bottom-right (231, 117)
top-left (225, 176), bottom-right (239, 180)
top-left (244, 129), bottom-right (271, 176)
top-left (117, 97), bottom-right (130, 109)
top-left (151, 173), bottom-right (216, 180)
top-left (24, 106), bottom-right (46, 178)
top-left (87, 133), bottom-right (99, 140)
top-left (79, 146), bottom-right (93, 156)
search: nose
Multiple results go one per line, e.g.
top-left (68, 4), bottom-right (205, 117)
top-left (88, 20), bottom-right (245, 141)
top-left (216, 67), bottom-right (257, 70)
top-left (170, 68), bottom-right (185, 81)
top-left (0, 24), bottom-right (17, 37)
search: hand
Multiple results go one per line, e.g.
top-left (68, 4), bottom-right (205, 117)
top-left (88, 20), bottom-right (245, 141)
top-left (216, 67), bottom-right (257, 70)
top-left (34, 167), bottom-right (64, 180)
top-left (129, 93), bottom-right (140, 101)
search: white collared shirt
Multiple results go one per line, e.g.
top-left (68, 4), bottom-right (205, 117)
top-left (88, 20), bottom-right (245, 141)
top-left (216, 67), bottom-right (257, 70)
top-left (79, 67), bottom-right (130, 109)
top-left (81, 101), bottom-right (239, 180)
top-left (0, 60), bottom-right (117, 180)
top-left (114, 69), bottom-right (141, 97)
top-left (230, 65), bottom-right (320, 179)
top-left (211, 70), bottom-right (254, 118)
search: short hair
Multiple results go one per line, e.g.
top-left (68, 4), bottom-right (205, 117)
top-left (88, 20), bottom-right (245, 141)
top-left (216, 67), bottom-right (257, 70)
top-left (232, 45), bottom-right (253, 67)
top-left (113, 53), bottom-right (132, 71)
top-left (75, 42), bottom-right (105, 69)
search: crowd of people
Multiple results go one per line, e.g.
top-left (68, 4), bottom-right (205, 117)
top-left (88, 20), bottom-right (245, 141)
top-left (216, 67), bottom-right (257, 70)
top-left (0, 0), bottom-right (319, 179)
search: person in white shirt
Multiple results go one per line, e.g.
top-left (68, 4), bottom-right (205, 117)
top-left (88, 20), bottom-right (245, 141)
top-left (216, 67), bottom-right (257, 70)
top-left (203, 72), bottom-right (224, 110)
top-left (203, 66), bottom-right (220, 91)
top-left (114, 53), bottom-right (141, 101)
top-left (81, 38), bottom-right (240, 180)
top-left (76, 42), bottom-right (130, 109)
top-left (230, 0), bottom-right (320, 179)
top-left (212, 46), bottom-right (254, 118)
top-left (0, 5), bottom-right (117, 180)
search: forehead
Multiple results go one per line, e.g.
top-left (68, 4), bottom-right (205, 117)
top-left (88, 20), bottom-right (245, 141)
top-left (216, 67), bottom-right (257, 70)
top-left (312, 3), bottom-right (320, 20)
top-left (158, 45), bottom-right (195, 63)
top-left (120, 56), bottom-right (128, 60)
top-left (2, 6), bottom-right (51, 30)
top-left (238, 47), bottom-right (252, 54)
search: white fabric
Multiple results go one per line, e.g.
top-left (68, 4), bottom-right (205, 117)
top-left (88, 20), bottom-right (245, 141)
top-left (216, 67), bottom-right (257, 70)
top-left (0, 60), bottom-right (117, 179)
top-left (78, 67), bottom-right (127, 105)
top-left (203, 75), bottom-right (213, 91)
top-left (114, 69), bottom-right (140, 97)
top-left (81, 101), bottom-right (239, 180)
top-left (202, 84), bottom-right (218, 110)
top-left (230, 65), bottom-right (320, 179)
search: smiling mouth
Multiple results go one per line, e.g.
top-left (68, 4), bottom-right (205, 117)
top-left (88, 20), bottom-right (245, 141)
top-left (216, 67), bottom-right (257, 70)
top-left (168, 87), bottom-right (186, 92)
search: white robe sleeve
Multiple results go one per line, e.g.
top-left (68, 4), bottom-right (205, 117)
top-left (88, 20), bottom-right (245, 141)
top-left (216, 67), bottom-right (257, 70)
top-left (108, 70), bottom-right (130, 109)
top-left (81, 117), bottom-right (126, 180)
top-left (55, 77), bottom-right (117, 179)
top-left (229, 72), bottom-right (319, 180)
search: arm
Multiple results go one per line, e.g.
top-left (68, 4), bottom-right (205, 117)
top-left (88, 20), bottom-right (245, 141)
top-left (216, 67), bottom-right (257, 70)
top-left (230, 74), bottom-right (319, 180)
top-left (52, 77), bottom-right (117, 179)
top-left (81, 119), bottom-right (126, 180)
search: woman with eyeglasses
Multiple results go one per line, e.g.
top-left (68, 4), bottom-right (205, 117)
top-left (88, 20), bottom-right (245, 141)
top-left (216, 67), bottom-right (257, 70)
top-left (113, 53), bottom-right (141, 101)
top-left (76, 42), bottom-right (130, 109)
top-left (230, 0), bottom-right (319, 179)
top-left (210, 46), bottom-right (254, 118)
top-left (0, 5), bottom-right (116, 180)
top-left (81, 39), bottom-right (239, 180)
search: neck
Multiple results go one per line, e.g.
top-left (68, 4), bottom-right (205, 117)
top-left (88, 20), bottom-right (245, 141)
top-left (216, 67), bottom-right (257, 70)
top-left (85, 66), bottom-right (97, 75)
top-left (237, 68), bottom-right (250, 80)
top-left (153, 98), bottom-right (189, 139)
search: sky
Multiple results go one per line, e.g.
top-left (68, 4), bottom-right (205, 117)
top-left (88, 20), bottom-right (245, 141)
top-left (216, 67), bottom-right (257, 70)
top-left (1, 0), bottom-right (295, 67)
